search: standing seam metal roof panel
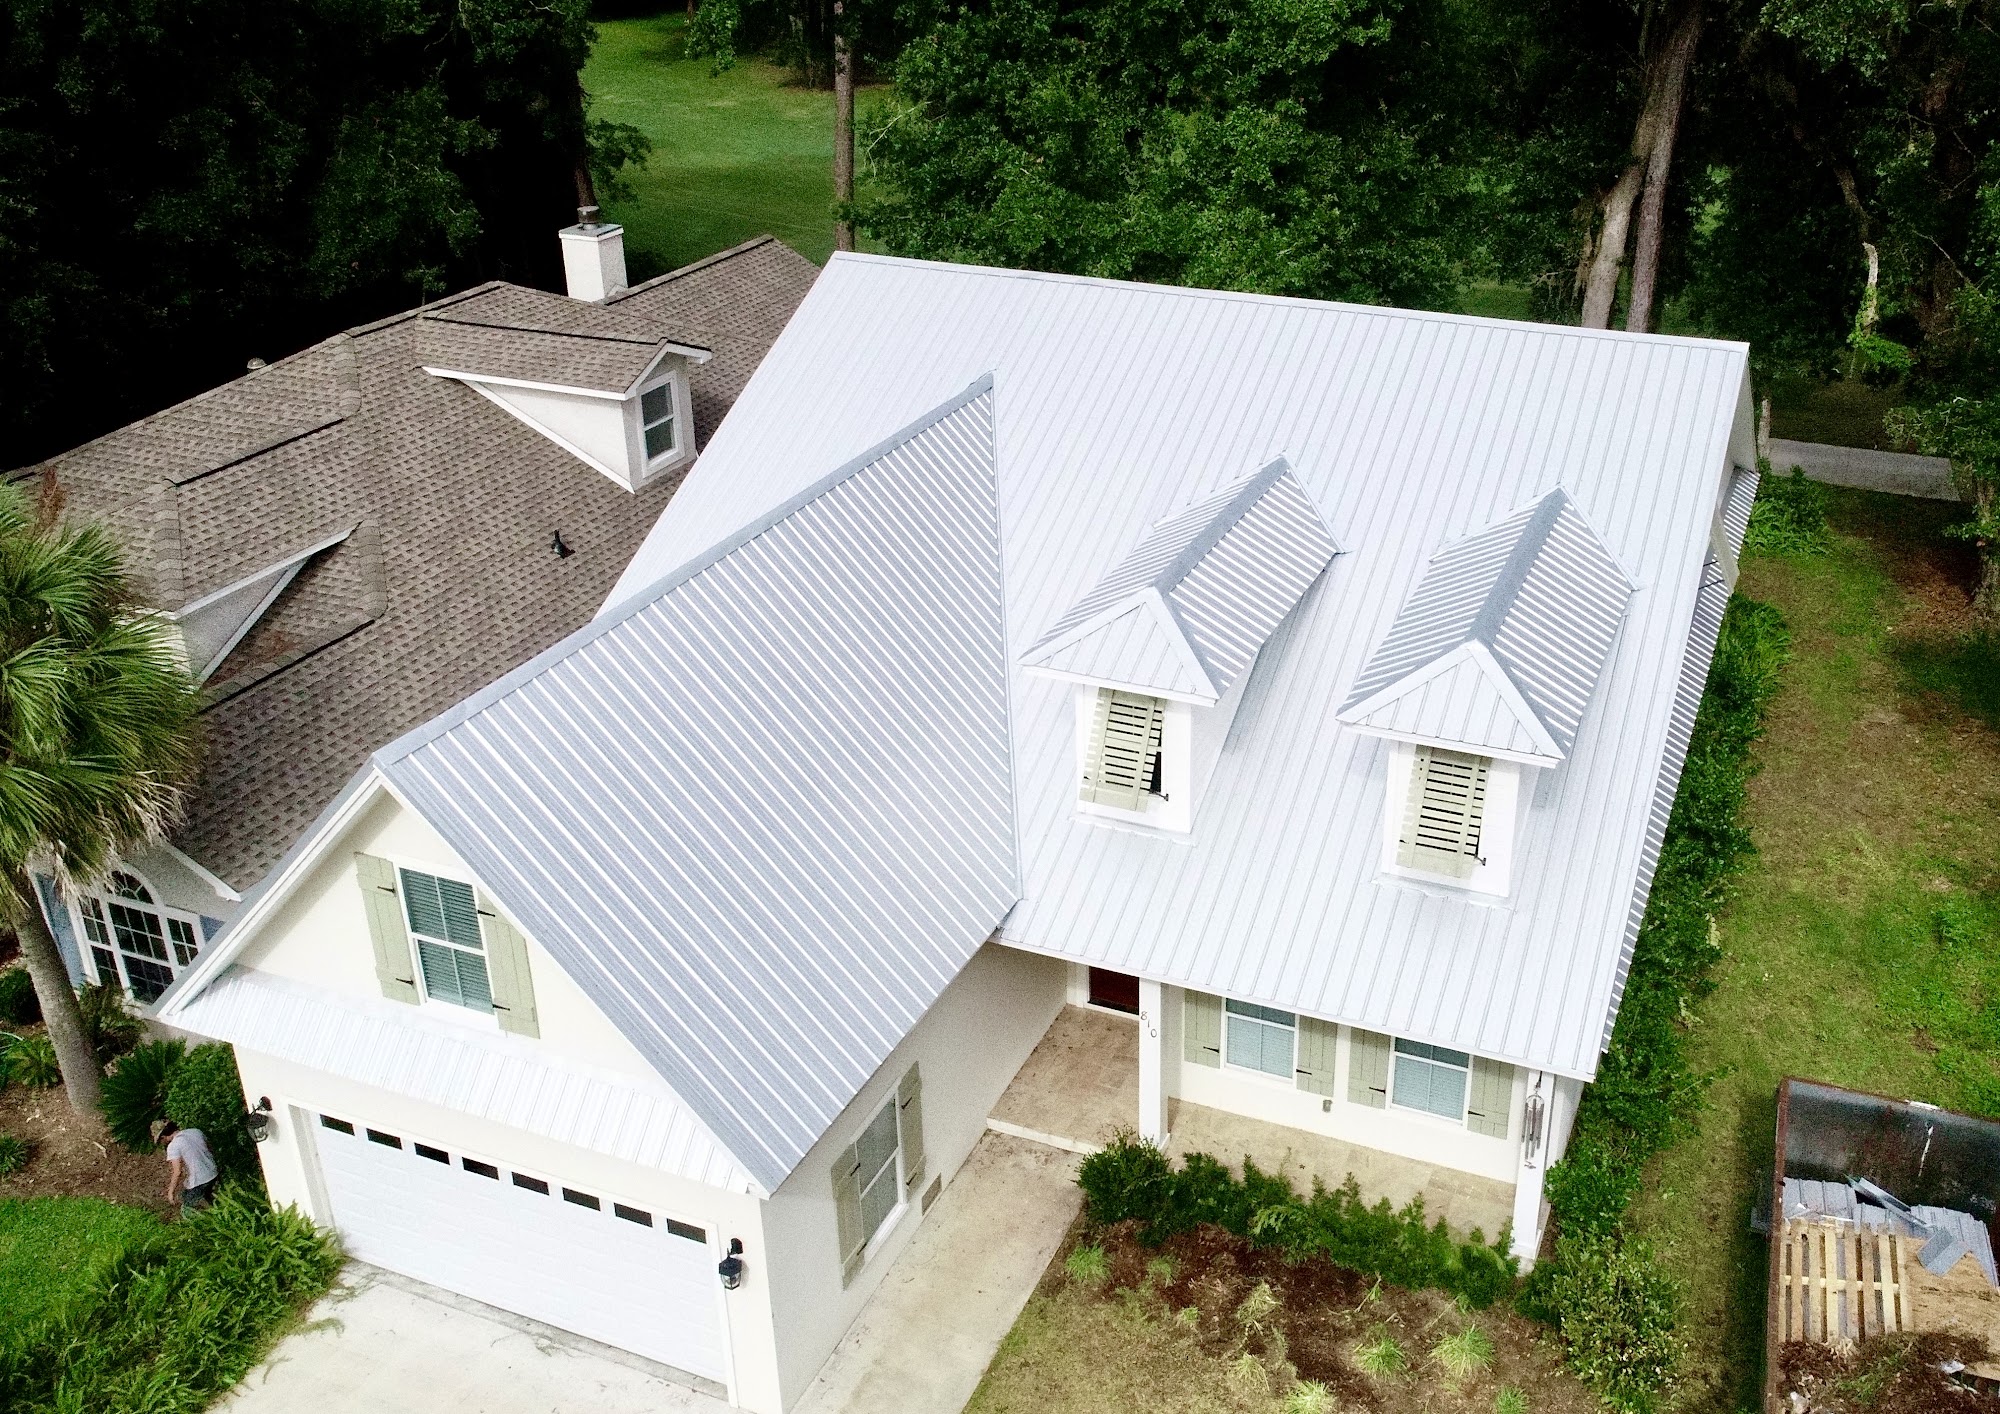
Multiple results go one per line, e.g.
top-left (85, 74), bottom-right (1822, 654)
top-left (376, 383), bottom-right (1016, 1191)
top-left (606, 256), bottom-right (1750, 1083)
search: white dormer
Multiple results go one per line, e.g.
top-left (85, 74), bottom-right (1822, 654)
top-left (1378, 741), bottom-right (1521, 895)
top-left (419, 316), bottom-right (710, 493)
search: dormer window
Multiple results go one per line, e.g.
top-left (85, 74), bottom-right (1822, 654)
top-left (1380, 742), bottom-right (1520, 894)
top-left (641, 382), bottom-right (678, 461)
top-left (1075, 687), bottom-right (1190, 831)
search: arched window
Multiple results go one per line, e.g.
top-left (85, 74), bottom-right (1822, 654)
top-left (76, 870), bottom-right (201, 1004)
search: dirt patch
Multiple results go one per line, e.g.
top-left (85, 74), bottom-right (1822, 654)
top-left (1030, 1220), bottom-right (1597, 1414)
top-left (1778, 1333), bottom-right (1992, 1414)
top-left (0, 1028), bottom-right (169, 1213)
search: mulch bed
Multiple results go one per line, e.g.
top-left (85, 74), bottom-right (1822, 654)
top-left (0, 1023), bottom-right (168, 1212)
top-left (1779, 1334), bottom-right (1995, 1414)
top-left (1068, 1220), bottom-right (1597, 1414)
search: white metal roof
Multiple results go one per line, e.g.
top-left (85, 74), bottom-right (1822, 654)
top-left (1021, 459), bottom-right (1340, 703)
top-left (611, 254), bottom-right (1754, 1082)
top-left (373, 380), bottom-right (1017, 1192)
top-left (177, 968), bottom-right (760, 1193)
top-left (1336, 488), bottom-right (1634, 764)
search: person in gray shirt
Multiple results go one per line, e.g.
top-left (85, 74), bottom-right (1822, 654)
top-left (154, 1119), bottom-right (219, 1213)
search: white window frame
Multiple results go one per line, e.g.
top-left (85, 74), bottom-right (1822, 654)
top-left (1222, 999), bottom-right (1298, 1082)
top-left (639, 377), bottom-right (680, 464)
top-left (853, 1092), bottom-right (907, 1264)
top-left (73, 868), bottom-right (204, 1004)
top-left (1072, 687), bottom-right (1193, 833)
top-left (396, 865), bottom-right (496, 1021)
top-left (1378, 741), bottom-right (1522, 896)
top-left (1388, 1037), bottom-right (1473, 1124)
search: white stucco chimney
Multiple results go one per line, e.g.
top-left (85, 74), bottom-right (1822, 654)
top-left (560, 206), bottom-right (628, 302)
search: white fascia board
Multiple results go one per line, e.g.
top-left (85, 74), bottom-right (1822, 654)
top-left (620, 343), bottom-right (711, 398)
top-left (158, 842), bottom-right (243, 904)
top-left (1020, 661), bottom-right (1218, 706)
top-left (154, 767), bottom-right (391, 1021)
top-left (1341, 719), bottom-right (1562, 769)
top-left (1019, 591), bottom-right (1219, 701)
top-left (449, 377), bottom-right (626, 484)
top-left (422, 365), bottom-right (630, 402)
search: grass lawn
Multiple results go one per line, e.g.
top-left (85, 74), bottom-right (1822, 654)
top-left (584, 11), bottom-right (887, 276)
top-left (0, 1196), bottom-right (162, 1346)
top-left (1630, 489), bottom-right (2000, 1414)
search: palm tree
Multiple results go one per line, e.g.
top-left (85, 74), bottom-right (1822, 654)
top-left (0, 484), bottom-right (201, 1115)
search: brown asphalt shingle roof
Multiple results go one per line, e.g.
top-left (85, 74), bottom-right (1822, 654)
top-left (28, 236), bottom-right (821, 889)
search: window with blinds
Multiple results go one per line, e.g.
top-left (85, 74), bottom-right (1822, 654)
top-left (399, 868), bottom-right (493, 1013)
top-left (1397, 746), bottom-right (1490, 879)
top-left (1079, 688), bottom-right (1167, 811)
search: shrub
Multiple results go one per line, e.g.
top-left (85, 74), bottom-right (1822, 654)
top-left (1064, 1243), bottom-right (1109, 1284)
top-left (100, 1040), bottom-right (187, 1152)
top-left (77, 984), bottom-right (143, 1064)
top-left (1521, 1233), bottom-right (1679, 1414)
top-left (163, 1044), bottom-right (256, 1185)
top-left (4, 1033), bottom-right (60, 1088)
top-left (1432, 1325), bottom-right (1495, 1383)
top-left (0, 1188), bottom-right (341, 1412)
top-left (0, 968), bottom-right (39, 1025)
top-left (0, 1134), bottom-right (30, 1175)
top-left (1743, 465), bottom-right (1831, 557)
top-left (1076, 1130), bottom-right (1175, 1227)
top-left (1355, 1332), bottom-right (1407, 1379)
top-left (1284, 1381), bottom-right (1335, 1414)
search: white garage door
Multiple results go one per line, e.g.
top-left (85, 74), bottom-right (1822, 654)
top-left (311, 1113), bottom-right (726, 1382)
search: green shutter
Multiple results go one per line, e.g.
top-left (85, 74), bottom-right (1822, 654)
top-left (1347, 1028), bottom-right (1391, 1108)
top-left (1398, 747), bottom-right (1490, 879)
top-left (1295, 1017), bottom-right (1338, 1097)
top-left (1465, 1057), bottom-right (1515, 1139)
top-left (898, 1063), bottom-right (926, 1197)
top-left (833, 1140), bottom-right (865, 1287)
top-left (356, 853), bottom-right (419, 1004)
top-left (477, 896), bottom-right (539, 1038)
top-left (1080, 689), bottom-right (1165, 810)
top-left (1183, 989), bottom-right (1222, 1068)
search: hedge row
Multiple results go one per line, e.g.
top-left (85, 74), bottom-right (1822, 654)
top-left (1077, 1137), bottom-right (1518, 1309)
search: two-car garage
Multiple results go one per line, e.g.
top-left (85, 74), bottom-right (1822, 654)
top-left (309, 1112), bottom-right (728, 1384)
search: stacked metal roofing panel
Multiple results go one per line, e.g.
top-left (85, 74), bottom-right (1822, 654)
top-left (1336, 489), bottom-right (1634, 763)
top-left (1021, 459), bottom-right (1341, 703)
top-left (373, 380), bottom-right (1018, 1192)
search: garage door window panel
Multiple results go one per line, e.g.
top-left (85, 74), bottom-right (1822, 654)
top-left (399, 869), bottom-right (493, 1013)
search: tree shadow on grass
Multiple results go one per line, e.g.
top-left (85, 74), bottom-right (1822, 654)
top-left (1891, 631), bottom-right (2000, 733)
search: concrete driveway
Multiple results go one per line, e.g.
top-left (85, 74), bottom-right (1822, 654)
top-left (221, 1131), bottom-right (1077, 1414)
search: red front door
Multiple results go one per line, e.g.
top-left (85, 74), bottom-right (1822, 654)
top-left (1088, 968), bottom-right (1140, 1015)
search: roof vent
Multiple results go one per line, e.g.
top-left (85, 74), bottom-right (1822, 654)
top-left (560, 208), bottom-right (628, 303)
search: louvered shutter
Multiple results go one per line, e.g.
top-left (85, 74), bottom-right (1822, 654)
top-left (1397, 747), bottom-right (1490, 879)
top-left (898, 1064), bottom-right (926, 1197)
top-left (1347, 1028), bottom-right (1391, 1108)
top-left (833, 1140), bottom-right (866, 1287)
top-left (1080, 688), bottom-right (1165, 810)
top-left (1465, 1057), bottom-right (1515, 1139)
top-left (1295, 1017), bottom-right (1338, 1097)
top-left (356, 853), bottom-right (419, 1003)
top-left (1183, 989), bottom-right (1222, 1068)
top-left (476, 895), bottom-right (539, 1038)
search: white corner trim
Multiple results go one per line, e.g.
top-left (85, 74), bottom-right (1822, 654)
top-left (158, 842), bottom-right (243, 903)
top-left (421, 365), bottom-right (630, 402)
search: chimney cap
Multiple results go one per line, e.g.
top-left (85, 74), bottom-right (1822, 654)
top-left (577, 205), bottom-right (601, 230)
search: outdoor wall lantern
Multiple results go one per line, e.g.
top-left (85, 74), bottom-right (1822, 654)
top-left (246, 1097), bottom-right (275, 1144)
top-left (717, 1238), bottom-right (745, 1290)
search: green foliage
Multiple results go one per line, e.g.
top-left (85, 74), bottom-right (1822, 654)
top-left (1283, 1380), bottom-right (1334, 1414)
top-left (4, 1033), bottom-right (60, 1088)
top-left (1077, 1135), bottom-right (1517, 1307)
top-left (163, 1044), bottom-right (256, 1186)
top-left (0, 1198), bottom-right (166, 1356)
top-left (1519, 1234), bottom-right (1679, 1414)
top-left (859, 0), bottom-right (1496, 309)
top-left (1065, 1243), bottom-right (1110, 1284)
top-left (1354, 1332), bottom-right (1407, 1379)
top-left (99, 1040), bottom-right (187, 1153)
top-left (0, 1134), bottom-right (28, 1175)
top-left (1431, 1325), bottom-right (1495, 1383)
top-left (0, 1189), bottom-right (341, 1412)
top-left (1495, 1386), bottom-right (1528, 1414)
top-left (0, 969), bottom-right (39, 1026)
top-left (1880, 897), bottom-right (2000, 1117)
top-left (1744, 468), bottom-right (1833, 558)
top-left (77, 983), bottom-right (143, 1065)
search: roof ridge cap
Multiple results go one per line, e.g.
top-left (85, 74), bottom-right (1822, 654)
top-left (1155, 457), bottom-right (1290, 597)
top-left (419, 312), bottom-right (664, 347)
top-left (608, 235), bottom-right (782, 302)
top-left (1467, 488), bottom-right (1570, 649)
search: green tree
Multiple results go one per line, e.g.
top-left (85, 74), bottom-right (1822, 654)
top-left (854, 0), bottom-right (1496, 309)
top-left (0, 487), bottom-right (202, 1116)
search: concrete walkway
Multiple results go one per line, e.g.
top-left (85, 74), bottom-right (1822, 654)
top-left (1767, 437), bottom-right (1959, 501)
top-left (219, 1265), bottom-right (731, 1414)
top-left (791, 1131), bottom-right (1080, 1414)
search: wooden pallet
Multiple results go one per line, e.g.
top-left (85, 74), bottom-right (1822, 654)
top-left (1778, 1219), bottom-right (1912, 1343)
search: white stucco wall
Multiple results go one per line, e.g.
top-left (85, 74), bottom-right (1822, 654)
top-left (757, 942), bottom-right (1066, 1411)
